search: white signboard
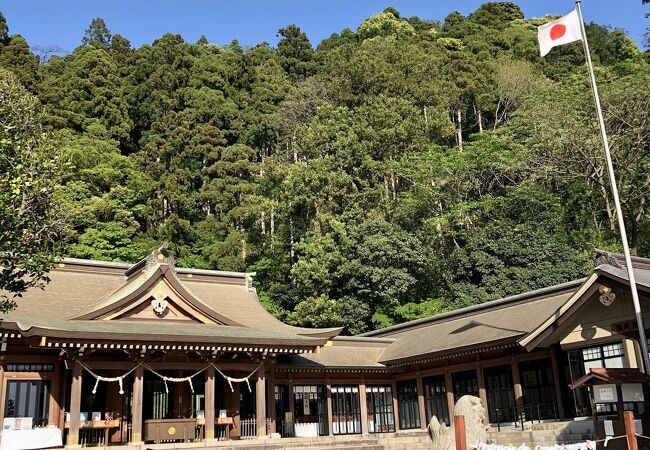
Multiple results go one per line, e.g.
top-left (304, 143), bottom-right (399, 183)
top-left (303, 397), bottom-right (310, 415)
top-left (622, 383), bottom-right (644, 402)
top-left (594, 384), bottom-right (617, 403)
top-left (604, 420), bottom-right (614, 436)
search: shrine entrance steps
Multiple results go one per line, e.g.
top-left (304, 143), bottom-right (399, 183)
top-left (142, 430), bottom-right (432, 450)
top-left (488, 419), bottom-right (596, 447)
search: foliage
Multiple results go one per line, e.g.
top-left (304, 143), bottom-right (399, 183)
top-left (0, 7), bottom-right (647, 332)
top-left (0, 69), bottom-right (64, 312)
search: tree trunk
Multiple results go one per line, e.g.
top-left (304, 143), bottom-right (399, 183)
top-left (389, 154), bottom-right (397, 201)
top-left (424, 106), bottom-right (429, 134)
top-left (289, 215), bottom-right (295, 264)
top-left (631, 219), bottom-right (638, 256)
top-left (270, 207), bottom-right (275, 250)
top-left (455, 108), bottom-right (463, 152)
top-left (631, 197), bottom-right (646, 256)
top-left (476, 105), bottom-right (483, 134)
top-left (261, 211), bottom-right (266, 235)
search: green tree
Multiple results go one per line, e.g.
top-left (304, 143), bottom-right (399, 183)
top-left (0, 35), bottom-right (39, 90)
top-left (0, 69), bottom-right (64, 311)
top-left (82, 17), bottom-right (111, 47)
top-left (357, 11), bottom-right (416, 41)
top-left (40, 46), bottom-right (132, 145)
top-left (0, 11), bottom-right (8, 45)
top-left (277, 24), bottom-right (315, 80)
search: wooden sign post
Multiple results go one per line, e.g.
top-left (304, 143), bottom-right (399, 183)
top-left (624, 411), bottom-right (638, 450)
top-left (454, 415), bottom-right (467, 450)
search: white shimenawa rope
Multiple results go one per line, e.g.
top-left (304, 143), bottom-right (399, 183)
top-left (211, 363), bottom-right (263, 394)
top-left (78, 360), bottom-right (263, 396)
top-left (78, 361), bottom-right (143, 395)
top-left (143, 364), bottom-right (209, 394)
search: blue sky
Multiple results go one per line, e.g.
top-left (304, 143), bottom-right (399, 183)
top-left (3, 0), bottom-right (648, 53)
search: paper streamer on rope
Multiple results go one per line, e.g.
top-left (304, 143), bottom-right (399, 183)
top-left (211, 363), bottom-right (262, 393)
top-left (143, 363), bottom-right (209, 395)
top-left (78, 361), bottom-right (142, 396)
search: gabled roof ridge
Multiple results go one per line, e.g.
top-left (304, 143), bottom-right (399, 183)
top-left (72, 264), bottom-right (244, 326)
top-left (359, 278), bottom-right (585, 337)
top-left (58, 257), bottom-right (255, 280)
top-left (594, 248), bottom-right (650, 269)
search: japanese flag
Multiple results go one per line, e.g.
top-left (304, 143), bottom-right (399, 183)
top-left (538, 9), bottom-right (583, 57)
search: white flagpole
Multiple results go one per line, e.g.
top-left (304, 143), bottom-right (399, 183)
top-left (575, 0), bottom-right (650, 372)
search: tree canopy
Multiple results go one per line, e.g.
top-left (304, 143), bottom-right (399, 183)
top-left (0, 5), bottom-right (648, 331)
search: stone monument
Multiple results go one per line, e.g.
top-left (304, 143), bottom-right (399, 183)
top-left (428, 395), bottom-right (489, 450)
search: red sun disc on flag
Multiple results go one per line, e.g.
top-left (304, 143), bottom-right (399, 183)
top-left (550, 24), bottom-right (566, 40)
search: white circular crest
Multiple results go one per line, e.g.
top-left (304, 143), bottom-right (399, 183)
top-left (151, 298), bottom-right (169, 315)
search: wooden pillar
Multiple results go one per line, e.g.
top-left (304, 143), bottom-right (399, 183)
top-left (454, 415), bottom-right (467, 450)
top-left (266, 363), bottom-right (276, 434)
top-left (205, 365), bottom-right (216, 440)
top-left (326, 383), bottom-right (333, 436)
top-left (392, 381), bottom-right (400, 432)
top-left (477, 364), bottom-right (488, 422)
top-left (416, 376), bottom-right (426, 430)
top-left (359, 383), bottom-right (369, 435)
top-left (67, 361), bottom-right (83, 446)
top-left (511, 360), bottom-right (523, 405)
top-left (288, 380), bottom-right (295, 419)
top-left (57, 361), bottom-right (68, 431)
top-left (130, 365), bottom-right (144, 443)
top-left (0, 362), bottom-right (5, 425)
top-left (445, 371), bottom-right (455, 423)
top-left (49, 360), bottom-right (63, 427)
top-left (624, 411), bottom-right (639, 450)
top-left (616, 384), bottom-right (625, 422)
top-left (550, 349), bottom-right (566, 419)
top-left (256, 369), bottom-right (266, 436)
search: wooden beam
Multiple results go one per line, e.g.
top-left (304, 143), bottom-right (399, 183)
top-left (266, 362), bottom-right (276, 434)
top-left (205, 365), bottom-right (216, 441)
top-left (454, 415), bottom-right (467, 450)
top-left (445, 371), bottom-right (455, 424)
top-left (550, 348), bottom-right (565, 419)
top-left (0, 362), bottom-right (5, 425)
top-left (416, 375), bottom-right (426, 430)
top-left (326, 383), bottom-right (333, 436)
top-left (625, 411), bottom-right (638, 450)
top-left (477, 364), bottom-right (488, 424)
top-left (359, 383), bottom-right (369, 435)
top-left (130, 365), bottom-right (144, 443)
top-left (392, 380), bottom-right (400, 432)
top-left (511, 359), bottom-right (523, 406)
top-left (256, 369), bottom-right (266, 436)
top-left (67, 361), bottom-right (83, 446)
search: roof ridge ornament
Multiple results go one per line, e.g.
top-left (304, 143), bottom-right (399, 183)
top-left (593, 248), bottom-right (623, 269)
top-left (147, 242), bottom-right (176, 269)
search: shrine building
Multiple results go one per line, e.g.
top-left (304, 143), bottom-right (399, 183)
top-left (1, 245), bottom-right (650, 448)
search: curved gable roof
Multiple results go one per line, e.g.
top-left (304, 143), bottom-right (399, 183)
top-left (0, 246), bottom-right (342, 345)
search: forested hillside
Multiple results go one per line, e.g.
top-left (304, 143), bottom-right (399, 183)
top-left (1, 3), bottom-right (649, 333)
